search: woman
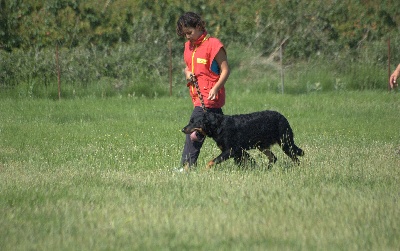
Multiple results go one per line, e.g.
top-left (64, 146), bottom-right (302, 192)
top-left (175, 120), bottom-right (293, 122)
top-left (176, 12), bottom-right (230, 170)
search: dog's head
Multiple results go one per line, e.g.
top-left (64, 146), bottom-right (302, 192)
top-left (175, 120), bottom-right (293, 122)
top-left (181, 112), bottom-right (223, 137)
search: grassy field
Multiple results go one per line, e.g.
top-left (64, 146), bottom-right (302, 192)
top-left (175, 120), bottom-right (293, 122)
top-left (0, 91), bottom-right (399, 250)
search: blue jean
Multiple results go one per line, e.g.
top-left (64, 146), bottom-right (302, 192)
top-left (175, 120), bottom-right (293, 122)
top-left (180, 106), bottom-right (223, 167)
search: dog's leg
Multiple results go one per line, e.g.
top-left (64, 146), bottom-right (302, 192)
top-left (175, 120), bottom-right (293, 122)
top-left (261, 148), bottom-right (277, 163)
top-left (206, 150), bottom-right (235, 169)
top-left (234, 150), bottom-right (256, 169)
top-left (260, 148), bottom-right (277, 169)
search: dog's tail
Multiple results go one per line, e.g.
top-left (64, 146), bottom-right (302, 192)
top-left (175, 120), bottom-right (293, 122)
top-left (278, 116), bottom-right (304, 162)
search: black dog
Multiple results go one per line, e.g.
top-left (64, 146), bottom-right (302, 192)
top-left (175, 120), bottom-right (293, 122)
top-left (182, 110), bottom-right (304, 169)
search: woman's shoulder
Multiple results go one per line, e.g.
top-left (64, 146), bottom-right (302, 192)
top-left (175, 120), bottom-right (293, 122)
top-left (208, 36), bottom-right (222, 42)
top-left (206, 36), bottom-right (223, 47)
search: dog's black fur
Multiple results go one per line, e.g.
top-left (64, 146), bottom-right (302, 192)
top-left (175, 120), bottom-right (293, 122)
top-left (182, 110), bottom-right (304, 169)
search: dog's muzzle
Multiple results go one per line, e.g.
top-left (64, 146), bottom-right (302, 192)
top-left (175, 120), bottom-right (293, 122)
top-left (181, 127), bottom-right (205, 136)
top-left (181, 127), bottom-right (191, 134)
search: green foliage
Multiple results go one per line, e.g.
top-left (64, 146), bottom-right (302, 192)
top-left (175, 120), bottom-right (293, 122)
top-left (1, 0), bottom-right (399, 53)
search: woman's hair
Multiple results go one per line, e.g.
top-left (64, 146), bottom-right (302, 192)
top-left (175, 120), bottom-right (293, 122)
top-left (176, 12), bottom-right (206, 37)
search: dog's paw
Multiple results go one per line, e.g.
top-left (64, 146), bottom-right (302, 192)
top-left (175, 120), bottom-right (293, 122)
top-left (206, 161), bottom-right (215, 169)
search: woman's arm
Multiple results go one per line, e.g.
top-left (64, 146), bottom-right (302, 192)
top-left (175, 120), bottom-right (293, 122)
top-left (208, 48), bottom-right (230, 100)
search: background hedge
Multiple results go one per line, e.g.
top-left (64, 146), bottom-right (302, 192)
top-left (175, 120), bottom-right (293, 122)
top-left (1, 0), bottom-right (399, 97)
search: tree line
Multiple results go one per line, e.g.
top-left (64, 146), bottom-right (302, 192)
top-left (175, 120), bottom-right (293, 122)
top-left (0, 0), bottom-right (399, 97)
top-left (1, 0), bottom-right (398, 57)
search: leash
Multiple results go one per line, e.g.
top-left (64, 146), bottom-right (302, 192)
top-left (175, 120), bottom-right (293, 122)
top-left (190, 74), bottom-right (207, 112)
top-left (189, 34), bottom-right (210, 113)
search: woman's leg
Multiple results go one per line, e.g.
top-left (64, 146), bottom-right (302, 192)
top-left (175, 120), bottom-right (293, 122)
top-left (180, 107), bottom-right (223, 168)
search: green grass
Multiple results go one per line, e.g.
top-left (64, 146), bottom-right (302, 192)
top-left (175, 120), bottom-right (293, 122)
top-left (0, 91), bottom-right (399, 250)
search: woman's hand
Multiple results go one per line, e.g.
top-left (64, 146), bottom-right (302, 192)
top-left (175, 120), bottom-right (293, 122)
top-left (390, 70), bottom-right (399, 89)
top-left (208, 88), bottom-right (217, 100)
top-left (389, 64), bottom-right (400, 89)
top-left (185, 67), bottom-right (194, 82)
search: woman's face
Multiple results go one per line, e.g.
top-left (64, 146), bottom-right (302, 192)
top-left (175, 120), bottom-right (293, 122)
top-left (182, 26), bottom-right (203, 43)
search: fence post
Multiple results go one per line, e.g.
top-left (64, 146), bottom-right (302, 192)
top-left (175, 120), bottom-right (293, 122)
top-left (279, 44), bottom-right (285, 94)
top-left (280, 40), bottom-right (286, 94)
top-left (169, 40), bottom-right (172, 96)
top-left (56, 43), bottom-right (61, 100)
top-left (388, 37), bottom-right (391, 91)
